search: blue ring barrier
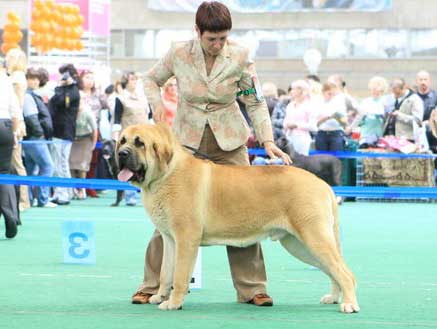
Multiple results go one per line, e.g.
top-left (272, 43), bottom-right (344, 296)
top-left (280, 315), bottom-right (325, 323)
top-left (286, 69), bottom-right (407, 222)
top-left (248, 148), bottom-right (437, 159)
top-left (0, 174), bottom-right (436, 198)
top-left (0, 174), bottom-right (138, 191)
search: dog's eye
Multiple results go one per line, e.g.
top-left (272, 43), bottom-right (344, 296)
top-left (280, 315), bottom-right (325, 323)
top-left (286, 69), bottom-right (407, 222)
top-left (120, 137), bottom-right (126, 145)
top-left (134, 136), bottom-right (145, 148)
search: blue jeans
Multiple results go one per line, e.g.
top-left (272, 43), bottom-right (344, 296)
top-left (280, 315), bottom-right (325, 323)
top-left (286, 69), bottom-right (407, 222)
top-left (49, 138), bottom-right (72, 202)
top-left (23, 141), bottom-right (54, 206)
top-left (315, 130), bottom-right (345, 151)
top-left (125, 189), bottom-right (137, 205)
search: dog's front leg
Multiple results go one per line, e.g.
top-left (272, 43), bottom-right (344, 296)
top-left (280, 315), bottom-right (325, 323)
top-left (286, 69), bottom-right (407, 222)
top-left (159, 238), bottom-right (200, 311)
top-left (150, 233), bottom-right (175, 305)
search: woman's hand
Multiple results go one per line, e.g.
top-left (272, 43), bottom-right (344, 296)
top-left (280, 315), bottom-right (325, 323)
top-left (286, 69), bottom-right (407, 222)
top-left (287, 123), bottom-right (298, 130)
top-left (263, 141), bottom-right (292, 165)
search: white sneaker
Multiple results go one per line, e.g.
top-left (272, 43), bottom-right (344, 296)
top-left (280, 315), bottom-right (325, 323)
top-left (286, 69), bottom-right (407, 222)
top-left (31, 199), bottom-right (38, 207)
top-left (43, 201), bottom-right (58, 208)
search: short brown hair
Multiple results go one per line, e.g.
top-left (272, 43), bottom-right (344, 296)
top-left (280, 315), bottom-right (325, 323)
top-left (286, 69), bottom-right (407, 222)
top-left (26, 67), bottom-right (40, 80)
top-left (195, 1), bottom-right (232, 35)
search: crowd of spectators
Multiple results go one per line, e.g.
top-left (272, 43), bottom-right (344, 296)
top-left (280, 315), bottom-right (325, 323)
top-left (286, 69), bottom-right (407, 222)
top-left (269, 72), bottom-right (437, 157)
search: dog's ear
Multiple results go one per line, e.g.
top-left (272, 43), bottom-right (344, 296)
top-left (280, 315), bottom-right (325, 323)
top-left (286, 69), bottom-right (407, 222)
top-left (152, 141), bottom-right (173, 171)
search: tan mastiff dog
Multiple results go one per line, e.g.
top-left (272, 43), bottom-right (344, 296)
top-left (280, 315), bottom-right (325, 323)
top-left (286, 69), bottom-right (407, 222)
top-left (116, 123), bottom-right (360, 313)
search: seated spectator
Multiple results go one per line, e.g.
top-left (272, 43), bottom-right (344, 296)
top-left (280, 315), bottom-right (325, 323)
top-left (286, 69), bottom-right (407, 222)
top-left (383, 78), bottom-right (424, 143)
top-left (315, 82), bottom-right (347, 151)
top-left (351, 76), bottom-right (388, 148)
top-left (69, 91), bottom-right (98, 200)
top-left (282, 80), bottom-right (317, 155)
top-left (22, 68), bottom-right (56, 208)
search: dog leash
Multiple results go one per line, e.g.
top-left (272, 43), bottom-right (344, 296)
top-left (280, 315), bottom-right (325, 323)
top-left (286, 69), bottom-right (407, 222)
top-left (182, 145), bottom-right (210, 160)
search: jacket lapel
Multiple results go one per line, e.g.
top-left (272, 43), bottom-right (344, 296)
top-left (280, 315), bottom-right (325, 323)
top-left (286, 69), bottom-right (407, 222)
top-left (191, 39), bottom-right (208, 82)
top-left (208, 42), bottom-right (231, 82)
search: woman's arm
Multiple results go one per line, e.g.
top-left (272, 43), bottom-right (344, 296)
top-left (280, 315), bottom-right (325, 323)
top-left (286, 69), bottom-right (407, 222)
top-left (143, 44), bottom-right (175, 122)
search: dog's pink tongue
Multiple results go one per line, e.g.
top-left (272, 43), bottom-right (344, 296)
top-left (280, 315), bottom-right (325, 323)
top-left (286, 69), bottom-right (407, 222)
top-left (117, 168), bottom-right (134, 182)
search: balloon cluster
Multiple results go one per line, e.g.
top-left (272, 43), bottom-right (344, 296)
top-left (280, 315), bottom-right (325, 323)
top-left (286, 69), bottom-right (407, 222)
top-left (1, 12), bottom-right (23, 55)
top-left (30, 0), bottom-right (84, 53)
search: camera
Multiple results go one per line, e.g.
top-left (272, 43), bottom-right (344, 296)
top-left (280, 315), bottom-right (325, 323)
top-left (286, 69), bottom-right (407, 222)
top-left (61, 71), bottom-right (71, 81)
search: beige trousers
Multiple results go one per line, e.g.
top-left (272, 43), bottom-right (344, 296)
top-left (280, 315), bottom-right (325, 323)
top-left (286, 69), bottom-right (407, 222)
top-left (11, 143), bottom-right (30, 210)
top-left (136, 125), bottom-right (268, 302)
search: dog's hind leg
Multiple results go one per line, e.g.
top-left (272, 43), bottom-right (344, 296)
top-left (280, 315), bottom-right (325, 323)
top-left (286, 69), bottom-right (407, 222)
top-left (280, 234), bottom-right (341, 304)
top-left (295, 227), bottom-right (359, 313)
top-left (150, 233), bottom-right (175, 305)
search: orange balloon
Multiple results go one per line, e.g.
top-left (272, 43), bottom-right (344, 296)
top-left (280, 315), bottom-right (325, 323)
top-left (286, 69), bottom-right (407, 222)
top-left (2, 30), bottom-right (23, 44)
top-left (4, 23), bottom-right (20, 33)
top-left (52, 9), bottom-right (63, 24)
top-left (77, 14), bottom-right (84, 26)
top-left (1, 43), bottom-right (18, 55)
top-left (39, 21), bottom-right (50, 33)
top-left (75, 40), bottom-right (84, 51)
top-left (46, 0), bottom-right (55, 10)
top-left (71, 5), bottom-right (80, 15)
top-left (39, 6), bottom-right (51, 20)
top-left (53, 36), bottom-right (63, 49)
top-left (34, 0), bottom-right (44, 10)
top-left (31, 34), bottom-right (42, 47)
top-left (30, 20), bottom-right (41, 32)
top-left (32, 9), bottom-right (42, 21)
top-left (7, 12), bottom-right (21, 24)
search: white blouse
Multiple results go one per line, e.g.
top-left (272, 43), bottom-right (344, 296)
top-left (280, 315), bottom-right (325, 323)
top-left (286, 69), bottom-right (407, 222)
top-left (0, 71), bottom-right (21, 120)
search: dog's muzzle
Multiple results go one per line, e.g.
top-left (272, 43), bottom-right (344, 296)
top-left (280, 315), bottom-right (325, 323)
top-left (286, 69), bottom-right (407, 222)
top-left (117, 149), bottom-right (146, 183)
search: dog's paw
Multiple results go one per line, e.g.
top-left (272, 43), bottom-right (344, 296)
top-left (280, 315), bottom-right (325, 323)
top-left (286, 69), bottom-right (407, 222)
top-left (320, 294), bottom-right (339, 304)
top-left (149, 294), bottom-right (165, 305)
top-left (158, 300), bottom-right (183, 311)
top-left (340, 302), bottom-right (360, 313)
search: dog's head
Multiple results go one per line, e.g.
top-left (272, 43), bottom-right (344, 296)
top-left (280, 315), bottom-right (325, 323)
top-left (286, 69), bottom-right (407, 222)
top-left (101, 139), bottom-right (116, 160)
top-left (115, 123), bottom-right (174, 187)
top-left (276, 136), bottom-right (296, 159)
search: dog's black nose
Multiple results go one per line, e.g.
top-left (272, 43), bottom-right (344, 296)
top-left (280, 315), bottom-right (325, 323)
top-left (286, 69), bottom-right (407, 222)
top-left (118, 149), bottom-right (130, 160)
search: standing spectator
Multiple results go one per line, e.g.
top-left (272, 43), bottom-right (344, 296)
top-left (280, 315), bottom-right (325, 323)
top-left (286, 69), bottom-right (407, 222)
top-left (416, 70), bottom-right (437, 148)
top-left (383, 78), bottom-right (424, 142)
top-left (35, 67), bottom-right (53, 106)
top-left (282, 80), bottom-right (317, 155)
top-left (0, 56), bottom-right (21, 238)
top-left (328, 74), bottom-right (359, 131)
top-left (78, 70), bottom-right (107, 197)
top-left (49, 64), bottom-right (80, 205)
top-left (315, 82), bottom-right (347, 151)
top-left (5, 48), bottom-right (30, 211)
top-left (22, 68), bottom-right (56, 208)
top-left (69, 91), bottom-right (98, 200)
top-left (161, 77), bottom-right (178, 127)
top-left (351, 76), bottom-right (388, 147)
top-left (112, 71), bottom-right (149, 206)
top-left (271, 86), bottom-right (292, 141)
top-left (262, 82), bottom-right (279, 116)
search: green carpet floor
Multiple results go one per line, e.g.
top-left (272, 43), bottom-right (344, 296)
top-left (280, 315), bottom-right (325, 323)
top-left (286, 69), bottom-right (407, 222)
top-left (0, 193), bottom-right (436, 329)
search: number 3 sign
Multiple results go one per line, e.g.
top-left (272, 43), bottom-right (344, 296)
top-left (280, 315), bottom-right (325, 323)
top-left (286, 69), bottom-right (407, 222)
top-left (62, 221), bottom-right (96, 264)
